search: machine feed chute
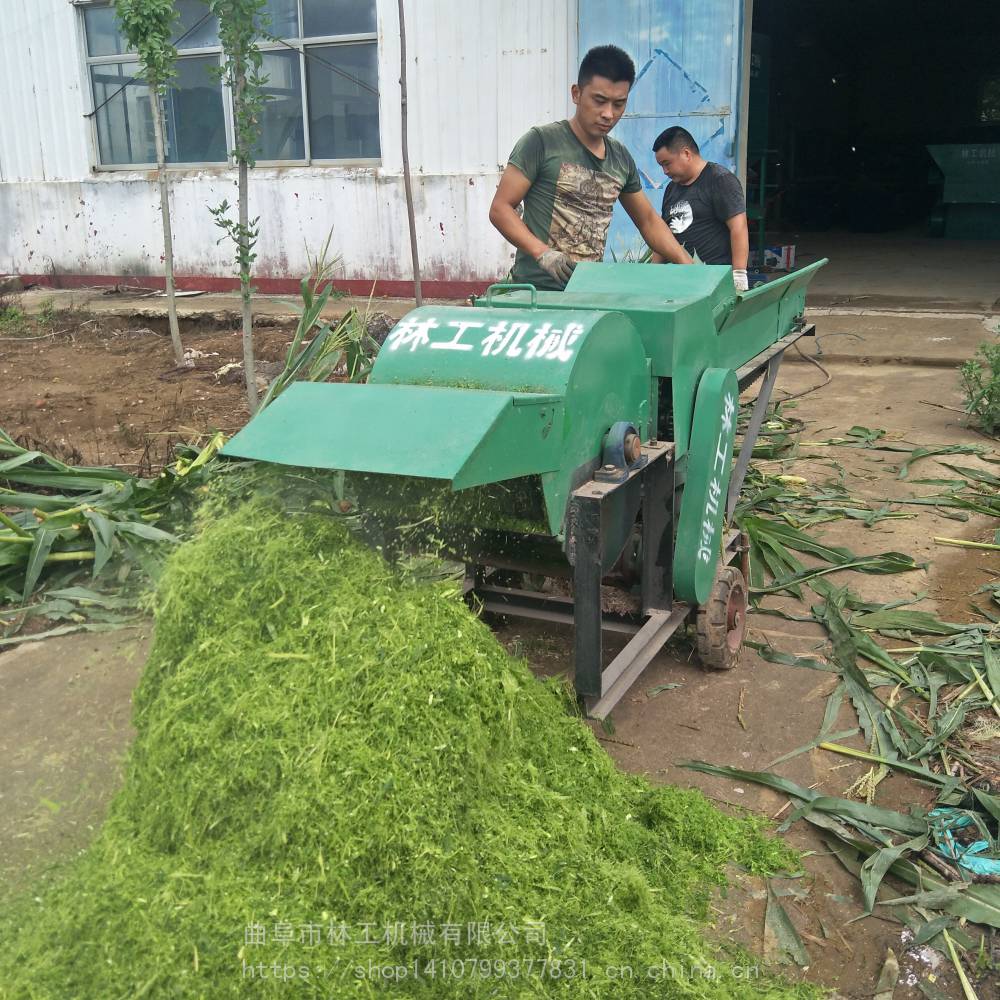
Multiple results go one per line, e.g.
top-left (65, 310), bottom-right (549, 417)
top-left (223, 302), bottom-right (651, 537)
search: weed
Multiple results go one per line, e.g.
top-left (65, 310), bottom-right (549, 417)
top-left (0, 293), bottom-right (28, 336)
top-left (959, 340), bottom-right (1000, 436)
top-left (37, 297), bottom-right (57, 326)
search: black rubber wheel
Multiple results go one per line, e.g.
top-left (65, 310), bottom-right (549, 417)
top-left (696, 565), bottom-right (747, 671)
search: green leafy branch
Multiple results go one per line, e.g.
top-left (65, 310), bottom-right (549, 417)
top-left (208, 199), bottom-right (260, 281)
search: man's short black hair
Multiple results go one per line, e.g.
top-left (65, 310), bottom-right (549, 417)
top-left (652, 126), bottom-right (700, 155)
top-left (578, 45), bottom-right (636, 89)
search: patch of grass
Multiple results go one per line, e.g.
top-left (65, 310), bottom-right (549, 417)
top-left (0, 493), bottom-right (816, 998)
top-left (0, 295), bottom-right (28, 336)
top-left (960, 340), bottom-right (1000, 437)
top-left (36, 297), bottom-right (58, 327)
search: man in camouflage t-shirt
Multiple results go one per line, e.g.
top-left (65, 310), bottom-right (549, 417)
top-left (490, 46), bottom-right (692, 290)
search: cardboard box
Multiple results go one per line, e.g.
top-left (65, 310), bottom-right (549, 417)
top-left (763, 245), bottom-right (796, 270)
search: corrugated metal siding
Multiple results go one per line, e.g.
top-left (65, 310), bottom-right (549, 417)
top-left (382, 0), bottom-right (577, 174)
top-left (579, 0), bottom-right (745, 259)
top-left (0, 0), bottom-right (577, 181)
top-left (0, 0), bottom-right (580, 281)
top-left (0, 0), bottom-right (92, 182)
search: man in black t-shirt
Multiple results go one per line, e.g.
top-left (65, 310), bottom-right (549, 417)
top-left (649, 126), bottom-right (750, 291)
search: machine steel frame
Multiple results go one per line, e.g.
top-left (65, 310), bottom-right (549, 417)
top-left (468, 321), bottom-right (814, 720)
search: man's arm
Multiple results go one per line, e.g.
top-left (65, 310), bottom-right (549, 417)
top-left (489, 164), bottom-right (549, 259)
top-left (619, 191), bottom-right (693, 264)
top-left (726, 212), bottom-right (750, 270)
top-left (489, 164), bottom-right (575, 285)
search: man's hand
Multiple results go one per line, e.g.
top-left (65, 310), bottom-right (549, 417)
top-left (733, 268), bottom-right (749, 292)
top-left (535, 249), bottom-right (576, 286)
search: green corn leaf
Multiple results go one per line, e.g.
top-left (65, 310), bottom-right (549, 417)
top-left (1, 469), bottom-right (129, 491)
top-left (897, 444), bottom-right (986, 479)
top-left (789, 795), bottom-right (927, 838)
top-left (0, 450), bottom-right (47, 474)
top-left (114, 521), bottom-right (178, 543)
top-left (972, 787), bottom-right (1000, 824)
top-left (939, 462), bottom-right (1000, 486)
top-left (825, 834), bottom-right (1000, 929)
top-left (850, 609), bottom-right (967, 637)
top-left (22, 529), bottom-right (55, 602)
top-left (0, 622), bottom-right (137, 649)
top-left (817, 600), bottom-right (892, 753)
top-left (984, 639), bottom-right (1000, 708)
top-left (911, 915), bottom-right (953, 947)
top-left (47, 587), bottom-right (138, 609)
top-left (747, 642), bottom-right (834, 672)
top-left (860, 830), bottom-right (930, 912)
top-left (764, 886), bottom-right (810, 967)
top-left (753, 553), bottom-right (923, 596)
top-left (766, 730), bottom-right (859, 768)
top-left (85, 510), bottom-right (116, 576)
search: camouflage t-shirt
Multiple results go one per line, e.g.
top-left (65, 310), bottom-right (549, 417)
top-left (507, 120), bottom-right (642, 290)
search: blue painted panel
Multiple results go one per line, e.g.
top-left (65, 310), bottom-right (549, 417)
top-left (579, 0), bottom-right (745, 260)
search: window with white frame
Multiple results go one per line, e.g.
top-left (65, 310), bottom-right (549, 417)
top-left (80, 0), bottom-right (380, 167)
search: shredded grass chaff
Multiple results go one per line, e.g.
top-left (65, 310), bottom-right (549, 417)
top-left (0, 496), bottom-right (813, 998)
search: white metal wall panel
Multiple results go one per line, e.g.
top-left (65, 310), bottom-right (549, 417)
top-left (0, 0), bottom-right (92, 182)
top-left (0, 170), bottom-right (515, 281)
top-left (0, 0), bottom-right (581, 282)
top-left (496, 0), bottom-right (577, 168)
top-left (382, 0), bottom-right (576, 174)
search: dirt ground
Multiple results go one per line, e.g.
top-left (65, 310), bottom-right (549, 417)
top-left (0, 629), bottom-right (150, 890)
top-left (498, 359), bottom-right (1000, 999)
top-left (1, 303), bottom-right (998, 998)
top-left (1, 307), bottom-right (296, 468)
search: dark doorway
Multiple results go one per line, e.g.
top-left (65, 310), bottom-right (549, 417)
top-left (747, 1), bottom-right (1000, 244)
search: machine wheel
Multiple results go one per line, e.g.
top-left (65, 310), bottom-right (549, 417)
top-left (696, 566), bottom-right (747, 671)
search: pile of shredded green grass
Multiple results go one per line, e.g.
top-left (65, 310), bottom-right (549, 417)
top-left (1, 498), bottom-right (817, 998)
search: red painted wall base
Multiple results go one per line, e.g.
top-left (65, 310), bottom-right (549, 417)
top-left (19, 273), bottom-right (492, 301)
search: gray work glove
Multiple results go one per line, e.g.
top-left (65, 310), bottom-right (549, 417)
top-left (733, 268), bottom-right (749, 292)
top-left (535, 249), bottom-right (576, 287)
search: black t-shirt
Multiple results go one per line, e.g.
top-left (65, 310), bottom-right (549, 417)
top-left (660, 162), bottom-right (746, 264)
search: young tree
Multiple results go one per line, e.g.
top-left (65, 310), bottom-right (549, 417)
top-left (209, 0), bottom-right (268, 413)
top-left (114, 0), bottom-right (186, 367)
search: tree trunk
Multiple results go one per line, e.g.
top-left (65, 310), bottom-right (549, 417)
top-left (238, 156), bottom-right (256, 414)
top-left (233, 63), bottom-right (257, 414)
top-left (150, 86), bottom-right (185, 366)
top-left (397, 0), bottom-right (422, 307)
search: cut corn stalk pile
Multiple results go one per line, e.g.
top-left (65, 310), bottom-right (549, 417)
top-left (688, 409), bottom-right (1000, 971)
top-left (0, 429), bottom-right (226, 637)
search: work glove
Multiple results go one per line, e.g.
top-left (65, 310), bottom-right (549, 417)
top-left (535, 249), bottom-right (576, 287)
top-left (733, 268), bottom-right (749, 292)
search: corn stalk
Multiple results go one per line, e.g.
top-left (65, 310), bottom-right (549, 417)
top-left (0, 429), bottom-right (222, 604)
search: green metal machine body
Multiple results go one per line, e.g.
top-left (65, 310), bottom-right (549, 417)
top-left (488, 262), bottom-right (821, 460)
top-left (223, 260), bottom-right (825, 716)
top-left (927, 144), bottom-right (1000, 240)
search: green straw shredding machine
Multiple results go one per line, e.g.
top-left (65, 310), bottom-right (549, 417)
top-left (224, 261), bottom-right (826, 718)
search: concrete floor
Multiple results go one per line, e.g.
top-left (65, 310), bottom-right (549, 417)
top-left (9, 230), bottom-right (1000, 321)
top-left (771, 230), bottom-right (1000, 312)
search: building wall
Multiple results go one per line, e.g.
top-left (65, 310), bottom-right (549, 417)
top-left (579, 0), bottom-right (747, 260)
top-left (0, 0), bottom-right (578, 292)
